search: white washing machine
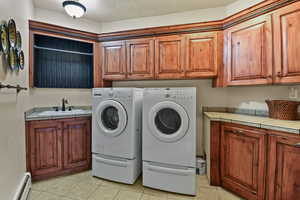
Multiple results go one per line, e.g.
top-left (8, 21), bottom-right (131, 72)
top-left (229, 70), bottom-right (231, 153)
top-left (142, 88), bottom-right (197, 195)
top-left (92, 88), bottom-right (143, 184)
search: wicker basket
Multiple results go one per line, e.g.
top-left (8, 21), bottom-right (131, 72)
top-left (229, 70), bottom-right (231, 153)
top-left (266, 100), bottom-right (300, 120)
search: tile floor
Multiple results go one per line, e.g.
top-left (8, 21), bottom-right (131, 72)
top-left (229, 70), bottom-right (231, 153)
top-left (28, 171), bottom-right (244, 200)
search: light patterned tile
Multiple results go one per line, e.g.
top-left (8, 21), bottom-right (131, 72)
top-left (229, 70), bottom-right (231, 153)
top-left (32, 177), bottom-right (76, 195)
top-left (88, 186), bottom-right (119, 200)
top-left (196, 187), bottom-right (218, 200)
top-left (31, 172), bottom-right (240, 200)
top-left (27, 190), bottom-right (42, 200)
top-left (101, 179), bottom-right (125, 189)
top-left (197, 176), bottom-right (218, 190)
top-left (167, 192), bottom-right (196, 200)
top-left (218, 188), bottom-right (243, 200)
top-left (67, 171), bottom-right (105, 186)
top-left (34, 192), bottom-right (72, 200)
top-left (141, 194), bottom-right (167, 200)
top-left (120, 178), bottom-right (144, 193)
top-left (114, 190), bottom-right (142, 200)
top-left (31, 179), bottom-right (58, 191)
top-left (64, 181), bottom-right (99, 200)
top-left (43, 178), bottom-right (77, 196)
top-left (143, 187), bottom-right (169, 198)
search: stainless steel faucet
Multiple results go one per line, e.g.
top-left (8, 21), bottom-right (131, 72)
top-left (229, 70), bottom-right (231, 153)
top-left (62, 98), bottom-right (69, 111)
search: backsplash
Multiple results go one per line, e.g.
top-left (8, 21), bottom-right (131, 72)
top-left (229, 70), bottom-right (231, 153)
top-left (203, 106), bottom-right (300, 119)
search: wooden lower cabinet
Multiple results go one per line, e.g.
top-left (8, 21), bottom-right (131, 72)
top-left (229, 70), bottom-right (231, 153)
top-left (220, 123), bottom-right (267, 200)
top-left (211, 122), bottom-right (300, 200)
top-left (267, 131), bottom-right (300, 200)
top-left (63, 118), bottom-right (91, 170)
top-left (26, 117), bottom-right (91, 181)
top-left (27, 120), bottom-right (63, 178)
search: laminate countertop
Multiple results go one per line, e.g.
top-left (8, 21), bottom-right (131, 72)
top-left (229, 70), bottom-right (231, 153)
top-left (25, 106), bottom-right (92, 121)
top-left (204, 112), bottom-right (300, 134)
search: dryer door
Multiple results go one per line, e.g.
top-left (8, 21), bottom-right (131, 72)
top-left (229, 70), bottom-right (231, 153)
top-left (148, 101), bottom-right (189, 142)
top-left (95, 100), bottom-right (127, 137)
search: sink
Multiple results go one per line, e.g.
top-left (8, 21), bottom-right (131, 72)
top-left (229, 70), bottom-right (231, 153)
top-left (38, 109), bottom-right (88, 116)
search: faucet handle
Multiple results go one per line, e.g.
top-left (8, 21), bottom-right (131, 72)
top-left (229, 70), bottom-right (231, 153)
top-left (68, 106), bottom-right (74, 111)
top-left (53, 106), bottom-right (59, 111)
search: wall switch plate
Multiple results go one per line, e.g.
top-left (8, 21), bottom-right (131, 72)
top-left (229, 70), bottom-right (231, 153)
top-left (289, 87), bottom-right (298, 99)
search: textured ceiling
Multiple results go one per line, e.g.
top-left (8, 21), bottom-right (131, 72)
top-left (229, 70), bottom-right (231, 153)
top-left (33, 0), bottom-right (237, 22)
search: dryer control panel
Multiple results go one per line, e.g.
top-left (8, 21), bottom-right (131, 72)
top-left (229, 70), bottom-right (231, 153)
top-left (144, 88), bottom-right (195, 100)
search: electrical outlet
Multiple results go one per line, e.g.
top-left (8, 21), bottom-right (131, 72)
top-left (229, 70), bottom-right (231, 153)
top-left (289, 87), bottom-right (298, 99)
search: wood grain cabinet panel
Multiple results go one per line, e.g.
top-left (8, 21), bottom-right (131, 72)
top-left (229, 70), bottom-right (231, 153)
top-left (155, 35), bottom-right (186, 79)
top-left (101, 41), bottom-right (126, 80)
top-left (26, 117), bottom-right (91, 181)
top-left (220, 124), bottom-right (267, 200)
top-left (185, 32), bottom-right (221, 78)
top-left (63, 119), bottom-right (91, 169)
top-left (126, 38), bottom-right (155, 80)
top-left (225, 15), bottom-right (273, 86)
top-left (267, 132), bottom-right (300, 200)
top-left (27, 121), bottom-right (63, 177)
top-left (273, 2), bottom-right (300, 84)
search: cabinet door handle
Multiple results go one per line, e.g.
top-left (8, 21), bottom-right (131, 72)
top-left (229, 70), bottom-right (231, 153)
top-left (294, 143), bottom-right (300, 148)
top-left (251, 191), bottom-right (257, 195)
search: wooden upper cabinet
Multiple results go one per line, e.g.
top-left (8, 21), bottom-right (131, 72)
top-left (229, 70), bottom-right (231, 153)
top-left (225, 15), bottom-right (273, 86)
top-left (27, 120), bottom-right (63, 177)
top-left (220, 123), bottom-right (267, 200)
top-left (63, 119), bottom-right (91, 170)
top-left (101, 41), bottom-right (126, 80)
top-left (155, 35), bottom-right (186, 79)
top-left (273, 2), bottom-right (300, 84)
top-left (185, 32), bottom-right (221, 78)
top-left (267, 132), bottom-right (300, 200)
top-left (126, 38), bottom-right (155, 80)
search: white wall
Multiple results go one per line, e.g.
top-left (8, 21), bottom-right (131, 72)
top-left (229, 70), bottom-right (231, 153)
top-left (34, 7), bottom-right (102, 33)
top-left (0, 0), bottom-right (33, 199)
top-left (225, 0), bottom-right (264, 16)
top-left (101, 7), bottom-right (226, 33)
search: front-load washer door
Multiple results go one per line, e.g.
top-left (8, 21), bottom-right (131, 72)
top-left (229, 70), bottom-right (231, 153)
top-left (96, 100), bottom-right (127, 137)
top-left (148, 101), bottom-right (189, 143)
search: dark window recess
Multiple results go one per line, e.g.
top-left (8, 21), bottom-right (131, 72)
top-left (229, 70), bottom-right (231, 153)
top-left (155, 108), bottom-right (182, 135)
top-left (34, 34), bottom-right (93, 88)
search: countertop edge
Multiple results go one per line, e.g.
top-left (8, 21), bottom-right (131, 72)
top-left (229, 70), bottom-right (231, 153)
top-left (204, 112), bottom-right (300, 135)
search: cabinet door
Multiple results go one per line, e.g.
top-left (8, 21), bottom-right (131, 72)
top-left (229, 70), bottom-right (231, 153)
top-left (267, 132), bottom-right (300, 200)
top-left (63, 118), bottom-right (91, 169)
top-left (225, 15), bottom-right (273, 86)
top-left (101, 41), bottom-right (126, 80)
top-left (273, 2), bottom-right (300, 84)
top-left (155, 35), bottom-right (185, 79)
top-left (221, 124), bottom-right (267, 200)
top-left (185, 32), bottom-right (221, 78)
top-left (27, 121), bottom-right (63, 177)
top-left (126, 38), bottom-right (155, 80)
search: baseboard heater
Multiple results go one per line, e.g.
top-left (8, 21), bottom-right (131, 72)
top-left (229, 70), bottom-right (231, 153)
top-left (13, 172), bottom-right (31, 200)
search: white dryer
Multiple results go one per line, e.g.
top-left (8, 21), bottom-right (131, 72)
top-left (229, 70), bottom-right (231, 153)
top-left (142, 88), bottom-right (196, 195)
top-left (92, 88), bottom-right (143, 184)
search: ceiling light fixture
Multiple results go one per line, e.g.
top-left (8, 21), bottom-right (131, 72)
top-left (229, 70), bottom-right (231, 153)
top-left (62, 0), bottom-right (86, 19)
